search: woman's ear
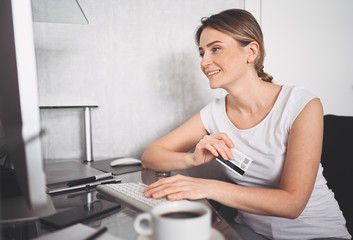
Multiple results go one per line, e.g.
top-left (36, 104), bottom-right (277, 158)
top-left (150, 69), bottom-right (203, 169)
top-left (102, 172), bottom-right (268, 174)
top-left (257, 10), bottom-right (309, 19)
top-left (247, 41), bottom-right (259, 64)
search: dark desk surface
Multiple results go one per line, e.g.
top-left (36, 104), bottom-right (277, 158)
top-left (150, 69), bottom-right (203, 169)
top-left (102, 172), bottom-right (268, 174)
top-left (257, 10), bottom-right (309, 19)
top-left (2, 161), bottom-right (241, 240)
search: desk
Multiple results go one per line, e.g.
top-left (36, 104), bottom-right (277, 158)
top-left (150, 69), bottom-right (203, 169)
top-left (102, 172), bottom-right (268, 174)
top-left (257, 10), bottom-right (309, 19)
top-left (1, 165), bottom-right (241, 240)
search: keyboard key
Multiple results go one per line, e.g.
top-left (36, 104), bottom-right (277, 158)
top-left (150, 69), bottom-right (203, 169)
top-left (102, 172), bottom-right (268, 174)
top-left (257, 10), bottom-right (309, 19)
top-left (97, 182), bottom-right (177, 212)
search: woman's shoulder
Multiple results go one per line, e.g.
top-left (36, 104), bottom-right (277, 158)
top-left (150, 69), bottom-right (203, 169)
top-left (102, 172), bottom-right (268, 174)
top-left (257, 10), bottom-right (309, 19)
top-left (277, 85), bottom-right (320, 127)
top-left (202, 95), bottom-right (226, 111)
top-left (199, 95), bottom-right (227, 129)
top-left (281, 84), bottom-right (317, 98)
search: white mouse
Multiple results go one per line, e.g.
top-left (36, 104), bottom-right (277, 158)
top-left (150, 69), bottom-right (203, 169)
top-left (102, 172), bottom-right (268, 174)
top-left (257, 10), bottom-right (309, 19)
top-left (110, 157), bottom-right (142, 167)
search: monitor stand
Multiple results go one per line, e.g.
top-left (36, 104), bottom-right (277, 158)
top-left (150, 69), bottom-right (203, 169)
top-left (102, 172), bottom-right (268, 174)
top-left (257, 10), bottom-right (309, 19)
top-left (1, 195), bottom-right (55, 224)
top-left (0, 167), bottom-right (55, 223)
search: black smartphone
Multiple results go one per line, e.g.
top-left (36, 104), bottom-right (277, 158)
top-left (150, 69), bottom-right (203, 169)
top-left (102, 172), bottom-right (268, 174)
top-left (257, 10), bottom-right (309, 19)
top-left (40, 199), bottom-right (121, 229)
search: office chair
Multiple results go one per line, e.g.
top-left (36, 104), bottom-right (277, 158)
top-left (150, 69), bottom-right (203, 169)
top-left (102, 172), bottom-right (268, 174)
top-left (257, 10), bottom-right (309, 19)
top-left (321, 114), bottom-right (353, 236)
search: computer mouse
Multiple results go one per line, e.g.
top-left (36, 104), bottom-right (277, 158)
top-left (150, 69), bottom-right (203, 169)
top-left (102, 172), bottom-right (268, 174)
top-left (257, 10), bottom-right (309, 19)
top-left (110, 157), bottom-right (142, 167)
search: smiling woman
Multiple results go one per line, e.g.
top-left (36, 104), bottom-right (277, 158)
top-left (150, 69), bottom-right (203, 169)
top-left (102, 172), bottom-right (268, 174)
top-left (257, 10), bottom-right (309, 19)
top-left (197, 27), bottom-right (254, 90)
top-left (141, 9), bottom-right (351, 240)
top-left (195, 9), bottom-right (272, 83)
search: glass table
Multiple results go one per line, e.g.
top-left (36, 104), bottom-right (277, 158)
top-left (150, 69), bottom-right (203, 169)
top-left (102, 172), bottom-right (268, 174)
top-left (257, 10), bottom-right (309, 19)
top-left (1, 163), bottom-right (241, 240)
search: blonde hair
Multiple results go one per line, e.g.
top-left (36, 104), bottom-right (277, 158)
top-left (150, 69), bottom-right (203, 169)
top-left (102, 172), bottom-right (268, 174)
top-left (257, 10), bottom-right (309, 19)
top-left (195, 9), bottom-right (273, 82)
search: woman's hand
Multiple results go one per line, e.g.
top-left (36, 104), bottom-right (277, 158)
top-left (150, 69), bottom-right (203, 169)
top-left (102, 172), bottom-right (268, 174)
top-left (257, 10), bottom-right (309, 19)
top-left (192, 133), bottom-right (234, 166)
top-left (144, 174), bottom-right (214, 200)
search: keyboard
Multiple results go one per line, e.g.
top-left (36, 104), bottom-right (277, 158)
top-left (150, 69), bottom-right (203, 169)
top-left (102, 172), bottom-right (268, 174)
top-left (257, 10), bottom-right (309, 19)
top-left (96, 182), bottom-right (175, 212)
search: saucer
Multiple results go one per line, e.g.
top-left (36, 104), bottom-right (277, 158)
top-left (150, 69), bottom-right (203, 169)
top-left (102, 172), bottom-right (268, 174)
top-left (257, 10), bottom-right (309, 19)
top-left (210, 228), bottom-right (225, 240)
top-left (136, 227), bottom-right (224, 240)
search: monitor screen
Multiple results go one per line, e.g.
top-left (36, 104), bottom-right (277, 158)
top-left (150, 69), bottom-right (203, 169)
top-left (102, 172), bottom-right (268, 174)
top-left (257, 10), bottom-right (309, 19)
top-left (0, 0), bottom-right (55, 223)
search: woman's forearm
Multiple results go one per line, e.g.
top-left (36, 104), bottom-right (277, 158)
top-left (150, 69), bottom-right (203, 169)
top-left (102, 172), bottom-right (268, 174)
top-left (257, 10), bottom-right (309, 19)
top-left (141, 145), bottom-right (195, 171)
top-left (208, 180), bottom-right (307, 219)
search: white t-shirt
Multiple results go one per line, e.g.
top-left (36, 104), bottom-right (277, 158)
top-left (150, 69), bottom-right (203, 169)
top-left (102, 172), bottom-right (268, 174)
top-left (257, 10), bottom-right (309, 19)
top-left (200, 85), bottom-right (351, 239)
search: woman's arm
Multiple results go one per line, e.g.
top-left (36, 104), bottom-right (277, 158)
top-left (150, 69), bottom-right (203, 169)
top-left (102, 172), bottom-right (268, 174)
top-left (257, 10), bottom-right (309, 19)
top-left (141, 113), bottom-right (205, 171)
top-left (142, 113), bottom-right (234, 171)
top-left (145, 98), bottom-right (324, 219)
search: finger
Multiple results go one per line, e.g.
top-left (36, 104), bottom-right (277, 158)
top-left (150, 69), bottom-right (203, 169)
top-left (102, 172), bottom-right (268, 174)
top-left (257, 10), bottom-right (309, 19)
top-left (166, 191), bottom-right (190, 201)
top-left (149, 185), bottom-right (172, 199)
top-left (202, 139), bottom-right (233, 160)
top-left (152, 182), bottom-right (195, 200)
top-left (212, 141), bottom-right (233, 160)
top-left (145, 175), bottom-right (179, 191)
top-left (144, 175), bottom-right (184, 197)
top-left (165, 182), bottom-right (207, 200)
top-left (146, 176), bottom-right (193, 199)
top-left (221, 143), bottom-right (234, 160)
top-left (148, 181), bottom-right (185, 199)
top-left (144, 184), bottom-right (167, 198)
top-left (151, 185), bottom-right (180, 199)
top-left (201, 142), bottom-right (219, 157)
top-left (211, 132), bottom-right (234, 148)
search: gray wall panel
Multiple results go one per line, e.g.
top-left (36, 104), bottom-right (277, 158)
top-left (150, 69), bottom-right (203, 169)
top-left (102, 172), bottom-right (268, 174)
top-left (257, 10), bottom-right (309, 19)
top-left (34, 0), bottom-right (243, 161)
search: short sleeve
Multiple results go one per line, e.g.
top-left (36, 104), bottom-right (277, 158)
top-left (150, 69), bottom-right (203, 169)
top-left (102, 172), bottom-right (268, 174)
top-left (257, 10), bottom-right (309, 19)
top-left (199, 97), bottom-right (226, 135)
top-left (200, 101), bottom-right (212, 134)
top-left (288, 86), bottom-right (319, 128)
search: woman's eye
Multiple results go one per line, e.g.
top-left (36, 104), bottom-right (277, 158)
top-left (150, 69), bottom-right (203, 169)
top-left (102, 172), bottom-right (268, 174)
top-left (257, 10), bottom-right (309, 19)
top-left (199, 52), bottom-right (204, 57)
top-left (212, 47), bottom-right (220, 53)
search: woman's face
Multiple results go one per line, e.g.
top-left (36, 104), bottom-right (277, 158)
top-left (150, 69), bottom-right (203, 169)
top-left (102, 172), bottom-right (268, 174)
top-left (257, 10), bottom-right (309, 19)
top-left (199, 27), bottom-right (249, 89)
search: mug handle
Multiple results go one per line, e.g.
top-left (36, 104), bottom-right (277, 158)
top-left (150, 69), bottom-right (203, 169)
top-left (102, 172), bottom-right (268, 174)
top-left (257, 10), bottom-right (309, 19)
top-left (134, 212), bottom-right (152, 235)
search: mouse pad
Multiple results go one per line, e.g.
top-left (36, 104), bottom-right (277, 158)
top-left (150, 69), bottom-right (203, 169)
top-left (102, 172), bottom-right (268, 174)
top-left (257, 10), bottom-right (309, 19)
top-left (89, 158), bottom-right (143, 175)
top-left (45, 161), bottom-right (104, 185)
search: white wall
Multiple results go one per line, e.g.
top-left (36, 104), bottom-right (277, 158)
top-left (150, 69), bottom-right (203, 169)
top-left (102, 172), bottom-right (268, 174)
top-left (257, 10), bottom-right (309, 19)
top-left (34, 0), bottom-right (242, 161)
top-left (35, 0), bottom-right (353, 161)
top-left (261, 0), bottom-right (353, 115)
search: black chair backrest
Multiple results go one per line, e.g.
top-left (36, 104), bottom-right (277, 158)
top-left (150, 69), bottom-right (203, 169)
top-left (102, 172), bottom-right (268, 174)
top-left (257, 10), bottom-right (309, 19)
top-left (321, 114), bottom-right (353, 236)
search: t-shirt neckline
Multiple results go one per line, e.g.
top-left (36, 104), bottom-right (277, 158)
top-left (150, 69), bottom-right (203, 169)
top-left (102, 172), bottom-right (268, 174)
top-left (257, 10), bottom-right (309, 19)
top-left (222, 85), bottom-right (285, 132)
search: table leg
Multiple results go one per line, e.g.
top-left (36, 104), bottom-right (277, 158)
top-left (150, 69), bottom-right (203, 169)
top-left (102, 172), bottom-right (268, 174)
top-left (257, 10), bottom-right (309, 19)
top-left (83, 107), bottom-right (93, 162)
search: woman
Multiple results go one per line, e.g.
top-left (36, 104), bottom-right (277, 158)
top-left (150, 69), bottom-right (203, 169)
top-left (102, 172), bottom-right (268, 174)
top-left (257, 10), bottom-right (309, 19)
top-left (142, 9), bottom-right (351, 239)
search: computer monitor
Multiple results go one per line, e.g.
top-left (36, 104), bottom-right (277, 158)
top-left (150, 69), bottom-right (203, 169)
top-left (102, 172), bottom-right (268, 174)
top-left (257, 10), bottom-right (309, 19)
top-left (0, 0), bottom-right (55, 223)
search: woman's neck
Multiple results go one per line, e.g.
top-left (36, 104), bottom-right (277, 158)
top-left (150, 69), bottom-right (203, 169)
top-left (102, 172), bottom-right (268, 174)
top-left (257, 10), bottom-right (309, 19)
top-left (226, 78), bottom-right (276, 113)
top-left (224, 79), bottom-right (282, 129)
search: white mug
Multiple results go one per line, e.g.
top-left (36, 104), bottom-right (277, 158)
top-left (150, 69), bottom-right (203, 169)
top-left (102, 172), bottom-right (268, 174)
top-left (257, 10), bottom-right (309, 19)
top-left (134, 200), bottom-right (211, 240)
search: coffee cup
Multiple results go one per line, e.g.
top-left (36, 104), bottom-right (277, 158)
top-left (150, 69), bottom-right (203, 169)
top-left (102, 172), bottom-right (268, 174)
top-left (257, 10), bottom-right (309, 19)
top-left (134, 200), bottom-right (211, 240)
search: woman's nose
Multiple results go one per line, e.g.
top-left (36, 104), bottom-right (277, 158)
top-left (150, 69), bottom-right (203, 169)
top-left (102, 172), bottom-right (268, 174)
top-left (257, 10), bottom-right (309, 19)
top-left (201, 54), bottom-right (212, 68)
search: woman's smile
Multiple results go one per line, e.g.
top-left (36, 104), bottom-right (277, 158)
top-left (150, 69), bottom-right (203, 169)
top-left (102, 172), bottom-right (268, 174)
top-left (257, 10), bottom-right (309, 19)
top-left (207, 69), bottom-right (221, 77)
